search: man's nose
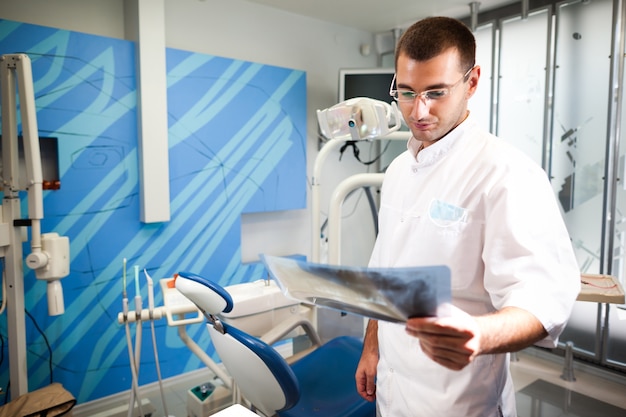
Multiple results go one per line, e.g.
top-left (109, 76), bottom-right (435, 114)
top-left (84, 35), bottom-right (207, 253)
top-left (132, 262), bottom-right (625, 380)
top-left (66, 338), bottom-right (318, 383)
top-left (410, 96), bottom-right (430, 119)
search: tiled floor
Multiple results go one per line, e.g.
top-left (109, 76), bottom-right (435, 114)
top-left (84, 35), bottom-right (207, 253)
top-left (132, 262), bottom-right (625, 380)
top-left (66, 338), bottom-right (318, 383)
top-left (74, 347), bottom-right (626, 417)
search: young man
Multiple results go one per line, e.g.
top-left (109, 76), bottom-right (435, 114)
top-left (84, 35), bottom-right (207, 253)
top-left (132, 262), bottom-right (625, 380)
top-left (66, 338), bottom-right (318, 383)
top-left (355, 16), bottom-right (580, 416)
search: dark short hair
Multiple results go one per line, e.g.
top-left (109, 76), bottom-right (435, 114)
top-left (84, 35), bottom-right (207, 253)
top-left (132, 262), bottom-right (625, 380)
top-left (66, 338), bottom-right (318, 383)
top-left (396, 16), bottom-right (476, 73)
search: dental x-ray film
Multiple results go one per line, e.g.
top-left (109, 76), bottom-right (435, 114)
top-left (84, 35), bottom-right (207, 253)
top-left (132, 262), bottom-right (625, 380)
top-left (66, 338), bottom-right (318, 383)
top-left (260, 254), bottom-right (451, 323)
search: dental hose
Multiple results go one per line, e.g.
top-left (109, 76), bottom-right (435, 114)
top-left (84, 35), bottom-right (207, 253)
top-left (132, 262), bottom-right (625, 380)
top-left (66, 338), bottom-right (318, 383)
top-left (123, 259), bottom-right (144, 417)
top-left (145, 269), bottom-right (171, 417)
top-left (128, 265), bottom-right (144, 417)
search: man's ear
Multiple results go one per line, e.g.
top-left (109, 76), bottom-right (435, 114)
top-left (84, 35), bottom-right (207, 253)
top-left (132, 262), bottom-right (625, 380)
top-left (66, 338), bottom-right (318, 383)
top-left (466, 65), bottom-right (481, 99)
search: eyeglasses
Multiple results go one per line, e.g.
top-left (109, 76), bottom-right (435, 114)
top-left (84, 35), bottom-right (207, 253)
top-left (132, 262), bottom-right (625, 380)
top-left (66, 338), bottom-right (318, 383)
top-left (389, 66), bottom-right (475, 104)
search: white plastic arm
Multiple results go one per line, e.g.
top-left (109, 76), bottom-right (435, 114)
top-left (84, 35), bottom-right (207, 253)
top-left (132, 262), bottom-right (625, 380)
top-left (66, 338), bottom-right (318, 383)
top-left (177, 323), bottom-right (233, 389)
top-left (327, 173), bottom-right (385, 265)
top-left (311, 139), bottom-right (348, 263)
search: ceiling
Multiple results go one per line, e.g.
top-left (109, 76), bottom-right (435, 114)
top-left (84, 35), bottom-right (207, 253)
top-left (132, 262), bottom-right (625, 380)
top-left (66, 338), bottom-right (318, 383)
top-left (243, 0), bottom-right (519, 33)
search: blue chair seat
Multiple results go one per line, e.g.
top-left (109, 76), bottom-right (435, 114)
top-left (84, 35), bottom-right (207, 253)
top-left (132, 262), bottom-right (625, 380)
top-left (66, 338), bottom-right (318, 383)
top-left (282, 335), bottom-right (376, 417)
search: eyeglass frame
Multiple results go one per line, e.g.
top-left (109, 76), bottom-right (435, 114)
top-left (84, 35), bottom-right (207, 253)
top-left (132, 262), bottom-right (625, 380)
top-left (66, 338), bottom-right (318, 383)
top-left (389, 66), bottom-right (475, 104)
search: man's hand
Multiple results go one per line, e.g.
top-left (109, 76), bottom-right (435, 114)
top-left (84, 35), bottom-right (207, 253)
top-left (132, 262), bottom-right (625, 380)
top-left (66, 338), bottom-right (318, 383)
top-left (355, 349), bottom-right (378, 401)
top-left (405, 305), bottom-right (548, 371)
top-left (356, 319), bottom-right (379, 402)
top-left (405, 306), bottom-right (481, 370)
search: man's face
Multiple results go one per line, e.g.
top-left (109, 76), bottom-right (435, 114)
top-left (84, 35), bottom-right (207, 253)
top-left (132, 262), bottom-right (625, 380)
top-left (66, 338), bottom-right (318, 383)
top-left (394, 49), bottom-right (479, 147)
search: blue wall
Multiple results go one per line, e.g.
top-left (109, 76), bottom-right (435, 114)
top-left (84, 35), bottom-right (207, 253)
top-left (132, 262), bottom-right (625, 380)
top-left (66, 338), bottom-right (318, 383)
top-left (0, 19), bottom-right (306, 403)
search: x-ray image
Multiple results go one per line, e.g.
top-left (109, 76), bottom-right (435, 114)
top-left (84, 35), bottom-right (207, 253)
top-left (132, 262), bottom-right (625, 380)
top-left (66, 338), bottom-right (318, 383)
top-left (261, 254), bottom-right (451, 323)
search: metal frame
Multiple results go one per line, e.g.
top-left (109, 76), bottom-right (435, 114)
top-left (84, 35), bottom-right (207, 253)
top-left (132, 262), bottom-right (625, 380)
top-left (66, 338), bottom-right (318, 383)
top-left (0, 53), bottom-right (40, 398)
top-left (469, 0), bottom-right (626, 372)
top-left (601, 0), bottom-right (626, 369)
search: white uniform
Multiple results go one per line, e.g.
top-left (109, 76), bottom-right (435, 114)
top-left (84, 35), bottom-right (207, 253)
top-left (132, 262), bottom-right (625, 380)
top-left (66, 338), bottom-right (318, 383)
top-left (369, 115), bottom-right (580, 417)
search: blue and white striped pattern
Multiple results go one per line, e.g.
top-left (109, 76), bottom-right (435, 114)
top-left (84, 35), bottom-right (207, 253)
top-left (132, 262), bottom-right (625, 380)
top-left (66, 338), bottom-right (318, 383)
top-left (0, 19), bottom-right (306, 403)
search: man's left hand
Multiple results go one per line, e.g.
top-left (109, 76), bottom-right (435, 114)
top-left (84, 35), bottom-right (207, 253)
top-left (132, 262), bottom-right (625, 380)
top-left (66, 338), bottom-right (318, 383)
top-left (405, 306), bottom-right (481, 371)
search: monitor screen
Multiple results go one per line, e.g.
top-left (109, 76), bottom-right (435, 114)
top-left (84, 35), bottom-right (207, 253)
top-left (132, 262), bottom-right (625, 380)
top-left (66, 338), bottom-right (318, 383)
top-left (339, 68), bottom-right (395, 104)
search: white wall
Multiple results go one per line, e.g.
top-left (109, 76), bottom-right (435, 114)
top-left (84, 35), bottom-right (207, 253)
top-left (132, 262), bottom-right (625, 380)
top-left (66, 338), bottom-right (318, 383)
top-left (0, 0), bottom-right (383, 266)
top-left (0, 0), bottom-right (126, 37)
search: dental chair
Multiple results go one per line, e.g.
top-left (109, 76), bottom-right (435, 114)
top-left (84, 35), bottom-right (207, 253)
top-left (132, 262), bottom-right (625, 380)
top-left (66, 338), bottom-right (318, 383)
top-left (175, 271), bottom-right (376, 417)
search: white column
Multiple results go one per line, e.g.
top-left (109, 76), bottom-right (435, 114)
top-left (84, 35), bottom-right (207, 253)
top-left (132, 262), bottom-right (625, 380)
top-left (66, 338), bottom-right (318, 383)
top-left (127, 0), bottom-right (171, 223)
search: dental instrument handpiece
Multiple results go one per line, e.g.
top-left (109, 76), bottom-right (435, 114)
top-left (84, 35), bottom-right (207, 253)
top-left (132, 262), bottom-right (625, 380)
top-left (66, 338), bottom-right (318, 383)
top-left (146, 269), bottom-right (155, 316)
top-left (133, 265), bottom-right (143, 366)
top-left (122, 258), bottom-right (128, 319)
top-left (134, 265), bottom-right (143, 322)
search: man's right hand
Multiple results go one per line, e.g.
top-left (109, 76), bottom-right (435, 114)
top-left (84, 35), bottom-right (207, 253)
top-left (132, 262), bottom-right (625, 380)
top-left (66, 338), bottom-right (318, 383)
top-left (355, 350), bottom-right (378, 401)
top-left (355, 319), bottom-right (379, 402)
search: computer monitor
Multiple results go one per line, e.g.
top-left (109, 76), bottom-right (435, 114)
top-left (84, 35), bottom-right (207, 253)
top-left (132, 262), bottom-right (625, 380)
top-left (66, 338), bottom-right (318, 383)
top-left (338, 68), bottom-right (395, 104)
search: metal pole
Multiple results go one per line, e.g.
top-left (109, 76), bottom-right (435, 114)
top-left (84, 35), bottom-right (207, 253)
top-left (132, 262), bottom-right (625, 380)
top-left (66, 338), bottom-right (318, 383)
top-left (600, 0), bottom-right (625, 277)
top-left (0, 55), bottom-right (29, 398)
top-left (469, 2), bottom-right (481, 32)
top-left (522, 0), bottom-right (530, 20)
top-left (542, 7), bottom-right (556, 172)
top-left (600, 0), bottom-right (626, 364)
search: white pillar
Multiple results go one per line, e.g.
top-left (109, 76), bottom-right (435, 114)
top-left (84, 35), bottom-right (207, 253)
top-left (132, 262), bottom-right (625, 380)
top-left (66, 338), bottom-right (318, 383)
top-left (126, 0), bottom-right (171, 223)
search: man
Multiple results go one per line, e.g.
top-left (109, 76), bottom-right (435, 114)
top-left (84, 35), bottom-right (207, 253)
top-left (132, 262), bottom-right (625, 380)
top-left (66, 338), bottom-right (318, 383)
top-left (355, 16), bottom-right (580, 416)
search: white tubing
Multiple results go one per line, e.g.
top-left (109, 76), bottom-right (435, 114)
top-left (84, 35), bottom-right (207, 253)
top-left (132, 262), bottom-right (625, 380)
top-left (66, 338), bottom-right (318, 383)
top-left (123, 298), bottom-right (144, 417)
top-left (144, 269), bottom-right (170, 416)
top-left (150, 319), bottom-right (170, 416)
top-left (128, 297), bottom-right (143, 417)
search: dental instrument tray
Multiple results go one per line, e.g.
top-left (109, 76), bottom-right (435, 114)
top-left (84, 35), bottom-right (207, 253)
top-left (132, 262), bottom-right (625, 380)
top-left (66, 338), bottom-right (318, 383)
top-left (578, 273), bottom-right (625, 304)
top-left (260, 254), bottom-right (451, 323)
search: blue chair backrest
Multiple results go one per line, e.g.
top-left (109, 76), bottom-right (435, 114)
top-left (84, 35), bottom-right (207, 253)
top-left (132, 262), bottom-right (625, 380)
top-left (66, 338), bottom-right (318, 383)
top-left (208, 322), bottom-right (300, 415)
top-left (176, 272), bottom-right (301, 415)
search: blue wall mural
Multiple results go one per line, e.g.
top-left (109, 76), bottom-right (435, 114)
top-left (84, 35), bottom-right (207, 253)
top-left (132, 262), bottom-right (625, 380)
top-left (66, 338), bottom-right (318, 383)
top-left (0, 19), bottom-right (307, 403)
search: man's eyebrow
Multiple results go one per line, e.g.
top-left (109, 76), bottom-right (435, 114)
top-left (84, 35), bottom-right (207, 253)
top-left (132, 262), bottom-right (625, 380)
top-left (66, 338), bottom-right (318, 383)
top-left (397, 81), bottom-right (450, 90)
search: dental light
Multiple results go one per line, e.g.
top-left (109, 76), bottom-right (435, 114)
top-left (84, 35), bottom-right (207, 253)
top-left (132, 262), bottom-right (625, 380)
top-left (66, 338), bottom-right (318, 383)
top-left (316, 97), bottom-right (403, 141)
top-left (312, 97), bottom-right (408, 263)
top-left (26, 233), bottom-right (70, 316)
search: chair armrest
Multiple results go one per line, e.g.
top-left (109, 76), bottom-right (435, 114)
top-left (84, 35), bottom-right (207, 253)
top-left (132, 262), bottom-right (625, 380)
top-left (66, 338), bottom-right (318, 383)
top-left (260, 314), bottom-right (322, 348)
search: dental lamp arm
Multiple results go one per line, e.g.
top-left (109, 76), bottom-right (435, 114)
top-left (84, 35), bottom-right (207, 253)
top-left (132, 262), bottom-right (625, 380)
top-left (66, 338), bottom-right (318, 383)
top-left (11, 54), bottom-right (44, 257)
top-left (312, 98), bottom-right (404, 263)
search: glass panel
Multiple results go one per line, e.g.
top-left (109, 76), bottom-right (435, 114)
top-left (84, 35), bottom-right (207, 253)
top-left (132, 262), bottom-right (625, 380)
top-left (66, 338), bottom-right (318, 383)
top-left (498, 11), bottom-right (549, 166)
top-left (551, 0), bottom-right (612, 355)
top-left (469, 23), bottom-right (493, 133)
top-left (605, 0), bottom-right (626, 368)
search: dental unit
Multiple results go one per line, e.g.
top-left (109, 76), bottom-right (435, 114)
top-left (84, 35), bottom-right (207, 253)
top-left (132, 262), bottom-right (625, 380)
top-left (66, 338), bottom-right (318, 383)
top-left (116, 265), bottom-right (318, 416)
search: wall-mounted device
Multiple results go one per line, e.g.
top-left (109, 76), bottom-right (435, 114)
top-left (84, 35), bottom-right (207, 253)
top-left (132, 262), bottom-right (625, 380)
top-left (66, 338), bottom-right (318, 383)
top-left (0, 136), bottom-right (60, 190)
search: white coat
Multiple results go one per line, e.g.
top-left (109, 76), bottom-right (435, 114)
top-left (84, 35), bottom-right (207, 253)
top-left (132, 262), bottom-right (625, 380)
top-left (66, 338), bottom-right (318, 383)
top-left (369, 115), bottom-right (580, 417)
